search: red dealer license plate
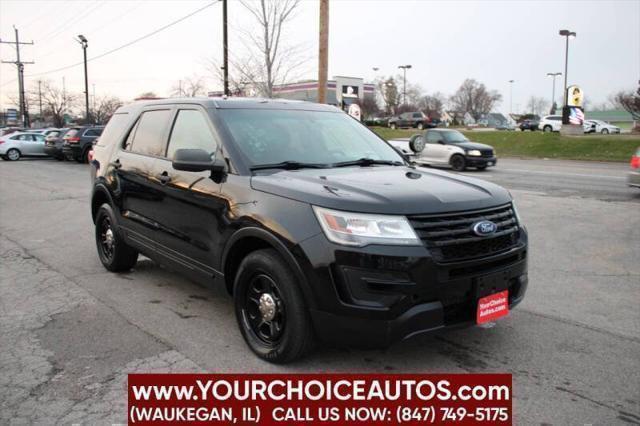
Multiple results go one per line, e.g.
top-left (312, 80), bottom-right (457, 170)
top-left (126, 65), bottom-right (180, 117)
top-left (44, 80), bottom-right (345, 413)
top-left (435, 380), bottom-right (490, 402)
top-left (477, 290), bottom-right (509, 324)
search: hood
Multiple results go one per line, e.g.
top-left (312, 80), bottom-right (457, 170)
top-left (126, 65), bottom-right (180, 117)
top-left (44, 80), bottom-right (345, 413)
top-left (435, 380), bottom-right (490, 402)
top-left (251, 166), bottom-right (511, 215)
top-left (451, 141), bottom-right (494, 151)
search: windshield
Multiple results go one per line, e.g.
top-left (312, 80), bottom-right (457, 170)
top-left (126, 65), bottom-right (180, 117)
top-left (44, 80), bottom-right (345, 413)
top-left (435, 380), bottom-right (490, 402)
top-left (443, 131), bottom-right (468, 143)
top-left (218, 109), bottom-right (404, 167)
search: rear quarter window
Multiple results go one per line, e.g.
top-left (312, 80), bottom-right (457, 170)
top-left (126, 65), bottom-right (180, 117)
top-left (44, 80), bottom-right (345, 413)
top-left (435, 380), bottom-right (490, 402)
top-left (95, 114), bottom-right (129, 147)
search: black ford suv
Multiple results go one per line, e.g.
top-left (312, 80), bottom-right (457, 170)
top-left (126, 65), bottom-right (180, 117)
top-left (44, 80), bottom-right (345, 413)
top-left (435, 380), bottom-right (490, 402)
top-left (62, 125), bottom-right (104, 163)
top-left (90, 98), bottom-right (528, 363)
top-left (388, 111), bottom-right (432, 130)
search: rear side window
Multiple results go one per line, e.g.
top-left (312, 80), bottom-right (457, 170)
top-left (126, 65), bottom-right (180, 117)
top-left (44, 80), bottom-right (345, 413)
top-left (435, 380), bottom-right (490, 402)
top-left (84, 128), bottom-right (103, 137)
top-left (413, 113), bottom-right (422, 118)
top-left (128, 109), bottom-right (171, 157)
top-left (166, 109), bottom-right (217, 160)
top-left (425, 131), bottom-right (441, 143)
top-left (96, 113), bottom-right (129, 147)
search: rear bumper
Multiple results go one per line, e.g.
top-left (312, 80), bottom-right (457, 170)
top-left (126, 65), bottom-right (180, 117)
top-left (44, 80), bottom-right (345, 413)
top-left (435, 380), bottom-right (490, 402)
top-left (465, 156), bottom-right (497, 167)
top-left (628, 170), bottom-right (640, 188)
top-left (62, 144), bottom-right (81, 159)
top-left (44, 145), bottom-right (63, 157)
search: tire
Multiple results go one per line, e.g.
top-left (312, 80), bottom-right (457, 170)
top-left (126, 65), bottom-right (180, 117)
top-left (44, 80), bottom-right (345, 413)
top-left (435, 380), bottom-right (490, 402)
top-left (234, 248), bottom-right (314, 363)
top-left (543, 125), bottom-right (552, 133)
top-left (450, 154), bottom-right (466, 171)
top-left (390, 123), bottom-right (397, 130)
top-left (5, 148), bottom-right (20, 161)
top-left (417, 122), bottom-right (424, 130)
top-left (601, 128), bottom-right (609, 134)
top-left (95, 203), bottom-right (138, 272)
top-left (80, 147), bottom-right (91, 163)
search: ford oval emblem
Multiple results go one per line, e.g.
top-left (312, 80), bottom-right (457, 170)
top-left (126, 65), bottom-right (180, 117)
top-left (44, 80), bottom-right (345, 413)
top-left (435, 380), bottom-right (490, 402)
top-left (472, 220), bottom-right (497, 237)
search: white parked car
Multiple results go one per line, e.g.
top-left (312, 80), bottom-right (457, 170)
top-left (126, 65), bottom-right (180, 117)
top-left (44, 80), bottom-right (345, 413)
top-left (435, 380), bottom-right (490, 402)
top-left (389, 129), bottom-right (497, 171)
top-left (584, 120), bottom-right (620, 134)
top-left (0, 132), bottom-right (47, 161)
top-left (538, 115), bottom-right (563, 132)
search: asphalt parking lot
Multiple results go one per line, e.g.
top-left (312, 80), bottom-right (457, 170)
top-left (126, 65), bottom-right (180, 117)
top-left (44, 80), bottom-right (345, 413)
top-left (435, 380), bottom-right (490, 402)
top-left (1, 158), bottom-right (639, 425)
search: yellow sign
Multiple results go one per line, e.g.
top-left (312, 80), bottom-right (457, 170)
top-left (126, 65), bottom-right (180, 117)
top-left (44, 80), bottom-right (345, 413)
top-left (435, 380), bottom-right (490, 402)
top-left (567, 85), bottom-right (583, 107)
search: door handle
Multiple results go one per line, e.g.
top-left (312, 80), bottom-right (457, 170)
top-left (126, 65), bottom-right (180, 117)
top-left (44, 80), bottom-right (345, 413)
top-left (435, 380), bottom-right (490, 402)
top-left (158, 172), bottom-right (172, 185)
top-left (110, 159), bottom-right (122, 169)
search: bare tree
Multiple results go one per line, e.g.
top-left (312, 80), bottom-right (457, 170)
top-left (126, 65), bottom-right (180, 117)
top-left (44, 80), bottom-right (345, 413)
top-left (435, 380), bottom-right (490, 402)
top-left (28, 81), bottom-right (77, 128)
top-left (419, 92), bottom-right (446, 119)
top-left (449, 79), bottom-right (502, 120)
top-left (359, 96), bottom-right (380, 120)
top-left (235, 0), bottom-right (304, 97)
top-left (526, 96), bottom-right (548, 116)
top-left (91, 96), bottom-right (123, 124)
top-left (377, 77), bottom-right (400, 115)
top-left (614, 85), bottom-right (640, 132)
top-left (171, 76), bottom-right (206, 97)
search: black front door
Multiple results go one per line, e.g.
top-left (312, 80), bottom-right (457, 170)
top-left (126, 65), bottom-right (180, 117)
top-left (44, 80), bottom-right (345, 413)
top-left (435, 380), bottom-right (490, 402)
top-left (149, 107), bottom-right (227, 277)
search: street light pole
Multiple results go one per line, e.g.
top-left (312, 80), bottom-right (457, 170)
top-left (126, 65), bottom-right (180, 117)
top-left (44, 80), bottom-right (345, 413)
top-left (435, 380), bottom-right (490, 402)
top-left (508, 80), bottom-right (514, 114)
top-left (76, 35), bottom-right (89, 123)
top-left (546, 72), bottom-right (562, 110)
top-left (398, 65), bottom-right (412, 105)
top-left (559, 29), bottom-right (576, 106)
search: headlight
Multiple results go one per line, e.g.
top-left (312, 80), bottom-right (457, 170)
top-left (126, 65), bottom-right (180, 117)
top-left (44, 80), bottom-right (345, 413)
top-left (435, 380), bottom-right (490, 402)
top-left (511, 201), bottom-right (522, 225)
top-left (313, 206), bottom-right (421, 247)
top-left (467, 149), bottom-right (481, 156)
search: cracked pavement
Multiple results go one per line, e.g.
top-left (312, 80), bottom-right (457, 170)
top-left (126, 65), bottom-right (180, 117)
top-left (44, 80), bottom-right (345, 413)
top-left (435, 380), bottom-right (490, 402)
top-left (1, 159), bottom-right (639, 425)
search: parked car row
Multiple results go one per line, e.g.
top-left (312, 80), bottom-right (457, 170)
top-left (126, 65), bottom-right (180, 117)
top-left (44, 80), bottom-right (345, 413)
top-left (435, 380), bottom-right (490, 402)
top-left (0, 126), bottom-right (104, 162)
top-left (536, 115), bottom-right (622, 134)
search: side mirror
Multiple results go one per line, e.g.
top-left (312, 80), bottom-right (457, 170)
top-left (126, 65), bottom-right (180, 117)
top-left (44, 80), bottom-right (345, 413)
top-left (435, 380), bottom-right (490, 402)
top-left (172, 148), bottom-right (226, 174)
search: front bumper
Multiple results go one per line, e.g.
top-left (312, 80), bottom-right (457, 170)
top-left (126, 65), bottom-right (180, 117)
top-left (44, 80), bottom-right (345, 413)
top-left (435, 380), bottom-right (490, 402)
top-left (465, 156), bottom-right (497, 167)
top-left (298, 228), bottom-right (528, 348)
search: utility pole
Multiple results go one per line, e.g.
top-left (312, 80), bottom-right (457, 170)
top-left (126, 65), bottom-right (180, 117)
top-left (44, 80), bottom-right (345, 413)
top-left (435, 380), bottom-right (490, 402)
top-left (318, 0), bottom-right (329, 104)
top-left (1, 26), bottom-right (34, 128)
top-left (508, 79), bottom-right (515, 114)
top-left (398, 65), bottom-right (412, 105)
top-left (222, 0), bottom-right (229, 96)
top-left (38, 80), bottom-right (43, 120)
top-left (75, 35), bottom-right (89, 124)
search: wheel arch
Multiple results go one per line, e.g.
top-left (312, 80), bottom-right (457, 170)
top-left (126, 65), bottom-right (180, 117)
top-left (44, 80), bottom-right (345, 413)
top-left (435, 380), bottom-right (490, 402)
top-left (221, 227), bottom-right (315, 308)
top-left (91, 183), bottom-right (115, 224)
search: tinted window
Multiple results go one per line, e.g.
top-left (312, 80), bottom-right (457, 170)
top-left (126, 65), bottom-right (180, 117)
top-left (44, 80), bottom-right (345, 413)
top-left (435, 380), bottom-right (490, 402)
top-left (84, 128), bottom-right (103, 137)
top-left (129, 110), bottom-right (171, 157)
top-left (65, 129), bottom-right (80, 138)
top-left (413, 113), bottom-right (422, 118)
top-left (96, 113), bottom-right (129, 147)
top-left (167, 109), bottom-right (217, 160)
top-left (425, 131), bottom-right (442, 143)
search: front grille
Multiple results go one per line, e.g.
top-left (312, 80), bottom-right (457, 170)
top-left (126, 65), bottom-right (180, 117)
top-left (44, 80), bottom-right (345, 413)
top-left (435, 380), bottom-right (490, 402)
top-left (409, 204), bottom-right (519, 263)
top-left (480, 149), bottom-right (494, 157)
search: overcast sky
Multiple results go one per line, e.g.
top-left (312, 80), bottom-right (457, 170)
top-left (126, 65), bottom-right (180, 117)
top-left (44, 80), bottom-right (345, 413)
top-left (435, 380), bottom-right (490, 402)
top-left (1, 0), bottom-right (638, 114)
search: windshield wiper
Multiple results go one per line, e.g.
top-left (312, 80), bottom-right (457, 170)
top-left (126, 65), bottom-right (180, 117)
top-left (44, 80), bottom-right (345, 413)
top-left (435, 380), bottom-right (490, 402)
top-left (333, 158), bottom-right (404, 168)
top-left (250, 161), bottom-right (329, 171)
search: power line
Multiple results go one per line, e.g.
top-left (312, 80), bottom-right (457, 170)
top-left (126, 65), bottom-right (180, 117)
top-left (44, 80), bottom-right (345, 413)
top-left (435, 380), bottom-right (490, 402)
top-left (25, 0), bottom-right (220, 79)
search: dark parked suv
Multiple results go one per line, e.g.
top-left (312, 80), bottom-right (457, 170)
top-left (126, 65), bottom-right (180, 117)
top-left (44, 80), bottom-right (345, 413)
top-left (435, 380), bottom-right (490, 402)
top-left (388, 112), bottom-right (432, 130)
top-left (62, 126), bottom-right (104, 163)
top-left (90, 98), bottom-right (528, 363)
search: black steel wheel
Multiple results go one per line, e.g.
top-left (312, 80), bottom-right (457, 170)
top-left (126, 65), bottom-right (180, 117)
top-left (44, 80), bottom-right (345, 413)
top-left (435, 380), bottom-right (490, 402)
top-left (95, 203), bottom-right (138, 272)
top-left (234, 249), bottom-right (314, 363)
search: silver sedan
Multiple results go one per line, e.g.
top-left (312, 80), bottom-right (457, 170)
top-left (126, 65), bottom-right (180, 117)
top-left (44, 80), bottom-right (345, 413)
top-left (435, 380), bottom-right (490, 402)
top-left (0, 132), bottom-right (48, 161)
